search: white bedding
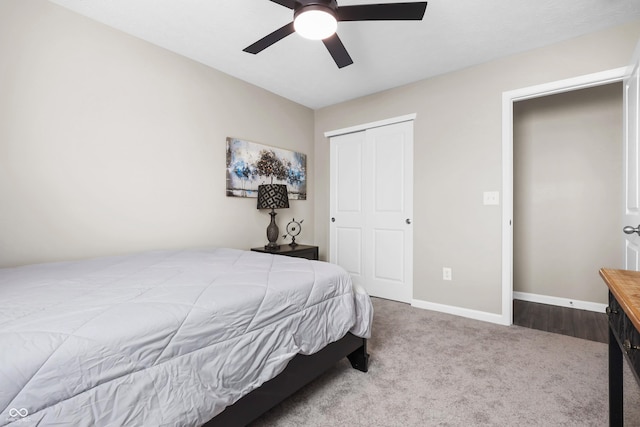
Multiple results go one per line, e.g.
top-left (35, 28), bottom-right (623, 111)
top-left (0, 248), bottom-right (373, 426)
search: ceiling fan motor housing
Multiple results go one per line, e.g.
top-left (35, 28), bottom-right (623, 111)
top-left (294, 0), bottom-right (338, 18)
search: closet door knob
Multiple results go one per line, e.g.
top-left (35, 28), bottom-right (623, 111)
top-left (406, 219), bottom-right (412, 224)
top-left (624, 225), bottom-right (640, 236)
top-left (331, 217), bottom-right (336, 223)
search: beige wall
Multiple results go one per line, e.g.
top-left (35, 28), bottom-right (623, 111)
top-left (513, 83), bottom-right (623, 304)
top-left (314, 21), bottom-right (640, 315)
top-left (0, 1), bottom-right (314, 267)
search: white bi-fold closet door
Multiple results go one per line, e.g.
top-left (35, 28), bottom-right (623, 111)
top-left (327, 117), bottom-right (414, 303)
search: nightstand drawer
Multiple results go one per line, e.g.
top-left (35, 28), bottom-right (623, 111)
top-left (250, 244), bottom-right (319, 261)
top-left (282, 247), bottom-right (318, 260)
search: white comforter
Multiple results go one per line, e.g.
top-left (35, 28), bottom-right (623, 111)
top-left (0, 248), bottom-right (373, 426)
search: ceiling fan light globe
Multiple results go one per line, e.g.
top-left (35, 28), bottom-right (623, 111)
top-left (294, 9), bottom-right (337, 40)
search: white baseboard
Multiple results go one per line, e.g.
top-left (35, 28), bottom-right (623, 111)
top-left (411, 299), bottom-right (509, 326)
top-left (513, 291), bottom-right (607, 313)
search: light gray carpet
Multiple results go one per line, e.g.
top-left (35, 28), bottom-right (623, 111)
top-left (250, 297), bottom-right (640, 426)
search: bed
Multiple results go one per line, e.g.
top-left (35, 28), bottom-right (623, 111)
top-left (0, 247), bottom-right (373, 426)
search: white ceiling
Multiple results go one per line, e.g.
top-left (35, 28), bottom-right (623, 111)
top-left (49, 0), bottom-right (640, 109)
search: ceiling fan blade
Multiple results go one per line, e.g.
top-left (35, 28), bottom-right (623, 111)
top-left (337, 2), bottom-right (427, 21)
top-left (322, 34), bottom-right (353, 68)
top-left (243, 22), bottom-right (295, 54)
top-left (269, 0), bottom-right (296, 9)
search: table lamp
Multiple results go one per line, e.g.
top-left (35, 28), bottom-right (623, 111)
top-left (257, 184), bottom-right (289, 249)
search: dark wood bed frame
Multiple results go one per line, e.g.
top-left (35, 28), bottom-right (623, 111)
top-left (203, 333), bottom-right (369, 427)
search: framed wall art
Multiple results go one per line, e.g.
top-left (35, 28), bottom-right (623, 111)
top-left (226, 137), bottom-right (307, 200)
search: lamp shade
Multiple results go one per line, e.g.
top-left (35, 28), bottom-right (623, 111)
top-left (257, 184), bottom-right (290, 210)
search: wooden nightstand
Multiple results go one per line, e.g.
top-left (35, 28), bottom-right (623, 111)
top-left (251, 244), bottom-right (319, 260)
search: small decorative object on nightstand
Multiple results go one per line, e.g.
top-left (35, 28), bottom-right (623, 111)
top-left (257, 184), bottom-right (289, 250)
top-left (251, 244), bottom-right (319, 261)
top-left (283, 218), bottom-right (303, 247)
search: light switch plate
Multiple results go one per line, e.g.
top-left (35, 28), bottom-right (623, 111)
top-left (483, 191), bottom-right (500, 206)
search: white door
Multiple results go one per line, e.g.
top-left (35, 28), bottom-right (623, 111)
top-left (624, 43), bottom-right (640, 270)
top-left (330, 131), bottom-right (366, 291)
top-left (329, 120), bottom-right (413, 303)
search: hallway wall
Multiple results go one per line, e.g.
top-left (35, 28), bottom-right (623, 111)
top-left (513, 83), bottom-right (623, 304)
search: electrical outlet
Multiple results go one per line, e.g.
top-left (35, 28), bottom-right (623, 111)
top-left (483, 191), bottom-right (500, 206)
top-left (443, 267), bottom-right (452, 281)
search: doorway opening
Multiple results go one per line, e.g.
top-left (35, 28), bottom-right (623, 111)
top-left (501, 67), bottom-right (627, 325)
top-left (512, 83), bottom-right (622, 337)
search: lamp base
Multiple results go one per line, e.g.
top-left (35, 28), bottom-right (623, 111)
top-left (265, 210), bottom-right (280, 250)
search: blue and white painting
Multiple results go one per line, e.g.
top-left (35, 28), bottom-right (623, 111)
top-left (226, 137), bottom-right (307, 200)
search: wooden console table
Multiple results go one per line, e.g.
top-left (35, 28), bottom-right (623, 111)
top-left (600, 268), bottom-right (640, 426)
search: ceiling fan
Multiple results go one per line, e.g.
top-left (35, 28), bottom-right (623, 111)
top-left (243, 0), bottom-right (428, 68)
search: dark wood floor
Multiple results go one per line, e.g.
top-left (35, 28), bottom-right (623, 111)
top-left (513, 299), bottom-right (608, 343)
